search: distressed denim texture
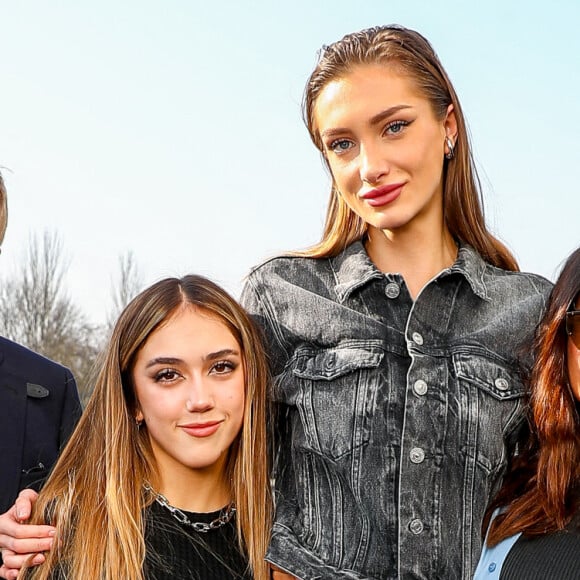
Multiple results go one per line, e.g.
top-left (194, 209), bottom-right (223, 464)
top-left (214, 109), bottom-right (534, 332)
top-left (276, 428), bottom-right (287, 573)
top-left (241, 242), bottom-right (551, 580)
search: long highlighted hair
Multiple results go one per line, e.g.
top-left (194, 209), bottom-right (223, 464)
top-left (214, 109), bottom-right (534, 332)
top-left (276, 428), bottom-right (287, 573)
top-left (485, 247), bottom-right (580, 544)
top-left (20, 275), bottom-right (272, 580)
top-left (300, 25), bottom-right (517, 271)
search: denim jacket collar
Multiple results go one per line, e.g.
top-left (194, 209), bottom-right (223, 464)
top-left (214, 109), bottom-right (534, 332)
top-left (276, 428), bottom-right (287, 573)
top-left (331, 241), bottom-right (384, 303)
top-left (331, 240), bottom-right (489, 303)
top-left (444, 243), bottom-right (490, 301)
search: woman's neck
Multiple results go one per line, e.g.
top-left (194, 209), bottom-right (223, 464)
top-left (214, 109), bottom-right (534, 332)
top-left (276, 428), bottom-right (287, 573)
top-left (365, 224), bottom-right (457, 300)
top-left (155, 457), bottom-right (231, 513)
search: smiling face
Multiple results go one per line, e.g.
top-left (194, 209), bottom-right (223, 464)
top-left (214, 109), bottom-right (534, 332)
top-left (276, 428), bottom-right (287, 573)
top-left (313, 64), bottom-right (457, 236)
top-left (132, 306), bottom-right (245, 480)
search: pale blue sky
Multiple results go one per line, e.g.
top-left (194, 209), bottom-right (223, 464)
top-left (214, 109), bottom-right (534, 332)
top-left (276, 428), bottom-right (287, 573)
top-left (1, 0), bottom-right (579, 323)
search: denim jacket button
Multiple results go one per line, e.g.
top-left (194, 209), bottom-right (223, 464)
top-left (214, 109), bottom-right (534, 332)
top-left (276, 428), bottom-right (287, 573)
top-left (494, 377), bottom-right (509, 391)
top-left (411, 332), bottom-right (424, 345)
top-left (325, 352), bottom-right (337, 368)
top-left (385, 282), bottom-right (400, 299)
top-left (413, 379), bottom-right (428, 396)
top-left (410, 447), bottom-right (425, 464)
top-left (409, 519), bottom-right (424, 534)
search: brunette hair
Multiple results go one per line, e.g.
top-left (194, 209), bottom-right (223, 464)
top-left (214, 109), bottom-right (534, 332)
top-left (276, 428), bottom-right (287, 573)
top-left (485, 247), bottom-right (580, 545)
top-left (299, 24), bottom-right (517, 270)
top-left (21, 275), bottom-right (272, 580)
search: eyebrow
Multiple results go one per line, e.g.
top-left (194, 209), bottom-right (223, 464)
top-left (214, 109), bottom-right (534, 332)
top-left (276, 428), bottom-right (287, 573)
top-left (205, 348), bottom-right (240, 362)
top-left (369, 105), bottom-right (412, 126)
top-left (144, 349), bottom-right (240, 369)
top-left (145, 357), bottom-right (182, 369)
top-left (320, 104), bottom-right (413, 139)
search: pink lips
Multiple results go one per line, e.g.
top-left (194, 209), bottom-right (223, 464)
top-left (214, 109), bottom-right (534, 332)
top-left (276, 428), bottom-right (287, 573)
top-left (359, 183), bottom-right (404, 207)
top-left (180, 420), bottom-right (222, 438)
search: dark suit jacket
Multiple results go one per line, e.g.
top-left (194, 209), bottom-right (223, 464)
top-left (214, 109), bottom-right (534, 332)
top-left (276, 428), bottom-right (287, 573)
top-left (0, 336), bottom-right (82, 515)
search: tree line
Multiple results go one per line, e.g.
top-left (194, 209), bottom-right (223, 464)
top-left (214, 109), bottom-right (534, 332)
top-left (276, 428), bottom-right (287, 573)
top-left (0, 231), bottom-right (142, 405)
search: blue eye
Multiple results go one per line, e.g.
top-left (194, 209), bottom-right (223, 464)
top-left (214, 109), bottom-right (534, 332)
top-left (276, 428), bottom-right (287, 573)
top-left (385, 120), bottom-right (409, 135)
top-left (329, 139), bottom-right (354, 154)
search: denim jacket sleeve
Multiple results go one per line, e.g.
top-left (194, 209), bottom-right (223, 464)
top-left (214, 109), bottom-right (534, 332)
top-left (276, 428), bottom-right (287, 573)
top-left (240, 272), bottom-right (290, 385)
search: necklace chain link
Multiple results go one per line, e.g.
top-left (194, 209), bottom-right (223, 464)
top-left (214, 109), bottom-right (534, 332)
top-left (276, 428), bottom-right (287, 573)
top-left (143, 484), bottom-right (236, 533)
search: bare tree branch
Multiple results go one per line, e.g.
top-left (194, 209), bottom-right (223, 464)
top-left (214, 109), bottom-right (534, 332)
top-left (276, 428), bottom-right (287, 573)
top-left (108, 250), bottom-right (143, 328)
top-left (0, 230), bottom-right (104, 404)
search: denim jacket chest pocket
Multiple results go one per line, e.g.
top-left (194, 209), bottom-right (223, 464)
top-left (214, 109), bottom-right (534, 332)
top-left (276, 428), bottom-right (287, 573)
top-left (285, 341), bottom-right (384, 461)
top-left (452, 352), bottom-right (526, 475)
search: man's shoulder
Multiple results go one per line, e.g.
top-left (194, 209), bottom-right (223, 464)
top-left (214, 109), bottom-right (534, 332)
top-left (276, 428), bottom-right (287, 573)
top-left (0, 336), bottom-right (71, 378)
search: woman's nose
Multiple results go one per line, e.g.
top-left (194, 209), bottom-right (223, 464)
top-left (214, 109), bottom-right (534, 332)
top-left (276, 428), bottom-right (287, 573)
top-left (185, 379), bottom-right (214, 413)
top-left (360, 142), bottom-right (390, 185)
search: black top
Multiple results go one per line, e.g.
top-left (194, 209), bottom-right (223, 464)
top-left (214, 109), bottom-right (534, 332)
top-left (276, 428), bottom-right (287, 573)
top-left (144, 501), bottom-right (252, 580)
top-left (501, 501), bottom-right (580, 580)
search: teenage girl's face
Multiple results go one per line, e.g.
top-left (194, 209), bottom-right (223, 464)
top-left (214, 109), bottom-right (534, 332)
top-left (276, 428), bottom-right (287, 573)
top-left (313, 64), bottom-right (457, 235)
top-left (132, 307), bottom-right (245, 478)
top-left (567, 295), bottom-right (580, 401)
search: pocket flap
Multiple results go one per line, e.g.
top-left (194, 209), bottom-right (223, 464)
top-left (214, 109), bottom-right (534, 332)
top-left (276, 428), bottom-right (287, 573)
top-left (293, 344), bottom-right (383, 381)
top-left (453, 352), bottom-right (525, 400)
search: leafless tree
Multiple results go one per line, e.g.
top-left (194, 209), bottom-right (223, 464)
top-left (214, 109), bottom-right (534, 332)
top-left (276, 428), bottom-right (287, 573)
top-left (0, 231), bottom-right (104, 404)
top-left (107, 250), bottom-right (143, 329)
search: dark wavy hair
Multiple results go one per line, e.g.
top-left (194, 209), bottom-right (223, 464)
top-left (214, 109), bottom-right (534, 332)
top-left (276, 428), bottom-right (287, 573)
top-left (485, 247), bottom-right (580, 545)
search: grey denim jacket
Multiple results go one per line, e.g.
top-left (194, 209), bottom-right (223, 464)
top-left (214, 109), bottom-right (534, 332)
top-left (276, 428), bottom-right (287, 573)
top-left (241, 242), bottom-right (551, 580)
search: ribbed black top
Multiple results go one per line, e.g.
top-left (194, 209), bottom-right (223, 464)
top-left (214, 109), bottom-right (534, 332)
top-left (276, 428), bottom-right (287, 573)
top-left (501, 504), bottom-right (580, 580)
top-left (144, 501), bottom-right (252, 580)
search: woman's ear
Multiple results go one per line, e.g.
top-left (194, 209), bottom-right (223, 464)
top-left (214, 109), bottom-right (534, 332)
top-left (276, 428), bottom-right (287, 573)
top-left (444, 104), bottom-right (458, 141)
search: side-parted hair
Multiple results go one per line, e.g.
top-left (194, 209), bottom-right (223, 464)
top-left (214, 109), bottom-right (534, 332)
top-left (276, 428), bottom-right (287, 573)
top-left (0, 171), bottom-right (8, 244)
top-left (485, 247), bottom-right (580, 545)
top-left (299, 25), bottom-right (518, 271)
top-left (21, 275), bottom-right (272, 580)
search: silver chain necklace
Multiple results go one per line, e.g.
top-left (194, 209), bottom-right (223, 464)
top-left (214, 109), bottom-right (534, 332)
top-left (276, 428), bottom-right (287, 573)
top-left (144, 484), bottom-right (236, 533)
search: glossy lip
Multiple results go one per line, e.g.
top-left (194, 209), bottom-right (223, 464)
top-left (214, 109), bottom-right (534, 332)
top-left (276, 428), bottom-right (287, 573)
top-left (179, 420), bottom-right (223, 438)
top-left (359, 182), bottom-right (404, 207)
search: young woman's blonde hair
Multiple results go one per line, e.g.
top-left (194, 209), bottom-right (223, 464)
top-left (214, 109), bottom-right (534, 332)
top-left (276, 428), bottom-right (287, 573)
top-left (300, 25), bottom-right (518, 271)
top-left (20, 275), bottom-right (272, 580)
